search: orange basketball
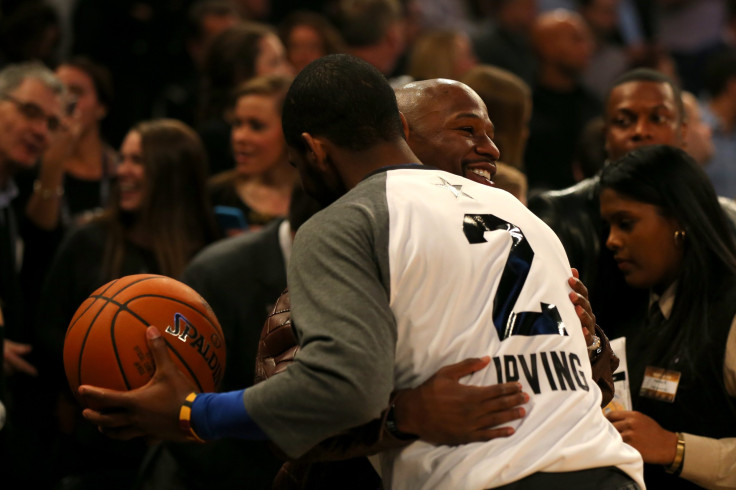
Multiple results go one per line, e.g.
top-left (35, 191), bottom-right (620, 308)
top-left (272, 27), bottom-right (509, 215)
top-left (63, 274), bottom-right (227, 404)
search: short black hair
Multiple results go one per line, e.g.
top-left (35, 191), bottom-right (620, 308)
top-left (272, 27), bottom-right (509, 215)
top-left (607, 68), bottom-right (684, 121)
top-left (704, 49), bottom-right (736, 98)
top-left (282, 53), bottom-right (404, 151)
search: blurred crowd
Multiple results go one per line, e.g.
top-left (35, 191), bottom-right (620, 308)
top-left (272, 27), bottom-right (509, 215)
top-left (1, 0), bottom-right (736, 488)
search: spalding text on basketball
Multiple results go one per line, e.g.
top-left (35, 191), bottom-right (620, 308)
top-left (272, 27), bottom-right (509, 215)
top-left (166, 313), bottom-right (224, 387)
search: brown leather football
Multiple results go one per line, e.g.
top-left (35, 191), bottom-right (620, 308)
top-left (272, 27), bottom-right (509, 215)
top-left (254, 288), bottom-right (299, 384)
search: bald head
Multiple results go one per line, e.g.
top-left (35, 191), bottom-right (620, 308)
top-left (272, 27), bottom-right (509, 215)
top-left (532, 9), bottom-right (592, 76)
top-left (395, 78), bottom-right (500, 186)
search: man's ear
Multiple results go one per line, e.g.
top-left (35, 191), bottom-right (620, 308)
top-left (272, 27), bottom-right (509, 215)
top-left (301, 132), bottom-right (327, 169)
top-left (399, 112), bottom-right (410, 141)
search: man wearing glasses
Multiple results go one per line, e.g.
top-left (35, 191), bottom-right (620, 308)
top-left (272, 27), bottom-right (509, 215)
top-left (0, 61), bottom-right (66, 483)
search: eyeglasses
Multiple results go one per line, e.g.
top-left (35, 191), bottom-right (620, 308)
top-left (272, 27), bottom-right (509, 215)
top-left (1, 94), bottom-right (62, 132)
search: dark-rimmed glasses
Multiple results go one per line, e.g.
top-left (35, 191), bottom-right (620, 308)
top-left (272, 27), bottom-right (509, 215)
top-left (1, 93), bottom-right (62, 132)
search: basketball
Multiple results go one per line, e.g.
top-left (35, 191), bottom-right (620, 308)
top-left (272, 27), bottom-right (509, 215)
top-left (63, 274), bottom-right (227, 404)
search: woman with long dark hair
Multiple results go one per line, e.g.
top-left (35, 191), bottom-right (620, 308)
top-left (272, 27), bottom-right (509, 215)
top-left (600, 144), bottom-right (736, 489)
top-left (34, 118), bottom-right (219, 489)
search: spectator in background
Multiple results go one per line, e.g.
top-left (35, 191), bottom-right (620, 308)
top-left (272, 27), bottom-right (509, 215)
top-left (0, 60), bottom-right (66, 489)
top-left (524, 8), bottom-right (601, 192)
top-left (406, 29), bottom-right (478, 82)
top-left (579, 0), bottom-right (632, 101)
top-left (0, 1), bottom-right (61, 69)
top-left (700, 49), bottom-right (736, 198)
top-left (153, 0), bottom-right (242, 126)
top-left (654, 0), bottom-right (727, 94)
top-left (528, 68), bottom-right (687, 340)
top-left (208, 74), bottom-right (297, 236)
top-left (278, 10), bottom-right (346, 74)
top-left (327, 0), bottom-right (408, 83)
top-left (460, 64), bottom-right (533, 204)
top-left (14, 57), bottom-right (117, 364)
top-left (460, 64), bottom-right (532, 169)
top-left (601, 145), bottom-right (736, 489)
top-left (572, 116), bottom-right (607, 181)
top-left (33, 118), bottom-right (219, 489)
top-left (198, 21), bottom-right (293, 176)
top-left (681, 90), bottom-right (715, 168)
top-left (472, 0), bottom-right (539, 87)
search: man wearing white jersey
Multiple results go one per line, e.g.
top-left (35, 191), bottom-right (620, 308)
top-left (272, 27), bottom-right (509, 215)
top-left (79, 54), bottom-right (643, 489)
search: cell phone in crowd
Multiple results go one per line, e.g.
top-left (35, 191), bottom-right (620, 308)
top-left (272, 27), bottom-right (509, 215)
top-left (214, 205), bottom-right (249, 235)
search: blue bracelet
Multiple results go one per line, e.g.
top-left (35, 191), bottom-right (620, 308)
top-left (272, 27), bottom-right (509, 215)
top-left (191, 389), bottom-right (269, 440)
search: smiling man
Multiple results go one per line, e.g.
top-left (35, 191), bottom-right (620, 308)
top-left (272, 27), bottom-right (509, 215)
top-left (395, 78), bottom-right (499, 186)
top-left (80, 54), bottom-right (643, 490)
top-left (0, 61), bottom-right (66, 486)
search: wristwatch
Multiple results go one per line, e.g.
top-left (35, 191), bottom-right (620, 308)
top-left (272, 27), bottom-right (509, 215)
top-left (385, 401), bottom-right (418, 441)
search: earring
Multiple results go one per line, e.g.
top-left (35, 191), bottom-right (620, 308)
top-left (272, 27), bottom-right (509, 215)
top-left (674, 230), bottom-right (687, 246)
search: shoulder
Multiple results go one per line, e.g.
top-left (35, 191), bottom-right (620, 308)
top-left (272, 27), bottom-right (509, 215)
top-left (528, 177), bottom-right (599, 215)
top-left (186, 219), bottom-right (283, 273)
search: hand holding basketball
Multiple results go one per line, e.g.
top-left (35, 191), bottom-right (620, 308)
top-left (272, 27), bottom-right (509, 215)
top-left (79, 326), bottom-right (197, 442)
top-left (64, 274), bottom-right (227, 404)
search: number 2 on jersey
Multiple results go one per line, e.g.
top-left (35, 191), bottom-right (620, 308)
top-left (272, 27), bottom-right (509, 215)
top-left (463, 214), bottom-right (567, 340)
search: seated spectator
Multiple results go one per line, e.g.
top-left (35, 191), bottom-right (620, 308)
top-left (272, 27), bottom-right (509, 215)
top-left (471, 0), bottom-right (539, 87)
top-left (406, 29), bottom-right (478, 81)
top-left (327, 0), bottom-right (408, 84)
top-left (14, 57), bottom-right (118, 378)
top-left (681, 90), bottom-right (714, 168)
top-left (528, 68), bottom-right (687, 338)
top-left (0, 60), bottom-right (66, 489)
top-left (197, 21), bottom-right (293, 176)
top-left (524, 8), bottom-right (601, 192)
top-left (278, 10), bottom-right (346, 74)
top-left (700, 49), bottom-right (736, 198)
top-left (33, 118), bottom-right (219, 489)
top-left (153, 0), bottom-right (242, 126)
top-left (600, 144), bottom-right (736, 489)
top-left (460, 63), bottom-right (532, 170)
top-left (208, 74), bottom-right (297, 235)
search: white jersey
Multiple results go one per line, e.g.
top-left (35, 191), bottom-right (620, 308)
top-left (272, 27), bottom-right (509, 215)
top-left (379, 168), bottom-right (643, 489)
top-left (245, 166), bottom-right (644, 489)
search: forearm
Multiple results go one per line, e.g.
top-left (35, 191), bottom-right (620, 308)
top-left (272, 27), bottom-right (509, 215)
top-left (190, 389), bottom-right (268, 440)
top-left (680, 434), bottom-right (736, 489)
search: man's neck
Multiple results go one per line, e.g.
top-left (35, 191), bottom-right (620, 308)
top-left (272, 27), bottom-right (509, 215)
top-left (339, 139), bottom-right (420, 191)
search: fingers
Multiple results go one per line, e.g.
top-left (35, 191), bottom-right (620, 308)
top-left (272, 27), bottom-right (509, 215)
top-left (477, 404), bottom-right (526, 428)
top-left (146, 326), bottom-right (176, 376)
top-left (605, 410), bottom-right (632, 422)
top-left (78, 385), bottom-right (129, 411)
top-left (472, 426), bottom-right (516, 442)
top-left (568, 274), bottom-right (588, 298)
top-left (81, 408), bottom-right (148, 441)
top-left (436, 356), bottom-right (491, 381)
top-left (569, 291), bottom-right (595, 335)
top-left (6, 355), bottom-right (38, 377)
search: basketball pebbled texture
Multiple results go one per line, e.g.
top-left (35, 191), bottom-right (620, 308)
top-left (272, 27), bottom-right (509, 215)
top-left (64, 274), bottom-right (227, 403)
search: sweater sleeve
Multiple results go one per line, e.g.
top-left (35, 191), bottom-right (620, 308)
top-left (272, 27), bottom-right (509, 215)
top-left (243, 194), bottom-right (396, 459)
top-left (679, 313), bottom-right (736, 489)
